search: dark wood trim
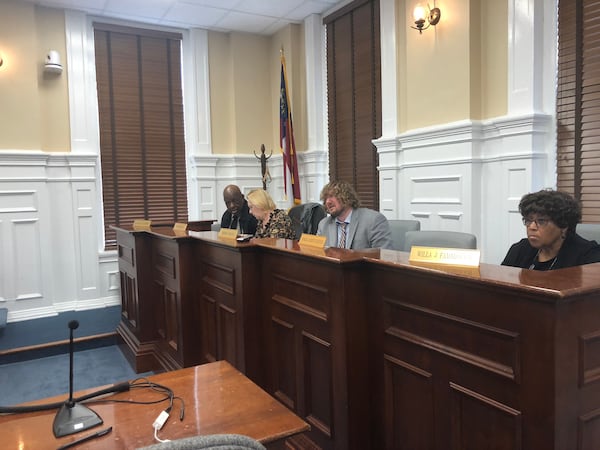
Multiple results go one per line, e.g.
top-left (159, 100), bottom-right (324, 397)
top-left (92, 22), bottom-right (182, 40)
top-left (323, 0), bottom-right (372, 24)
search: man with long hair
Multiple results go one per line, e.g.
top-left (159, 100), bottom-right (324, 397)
top-left (317, 180), bottom-right (393, 250)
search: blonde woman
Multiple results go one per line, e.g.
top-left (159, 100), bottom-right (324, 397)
top-left (246, 189), bottom-right (296, 239)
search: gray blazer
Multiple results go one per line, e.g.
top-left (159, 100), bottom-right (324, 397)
top-left (317, 208), bottom-right (394, 250)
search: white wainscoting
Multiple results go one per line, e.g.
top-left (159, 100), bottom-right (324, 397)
top-left (189, 149), bottom-right (329, 222)
top-left (0, 152), bottom-right (118, 322)
top-left (376, 113), bottom-right (555, 264)
top-left (0, 150), bottom-right (329, 323)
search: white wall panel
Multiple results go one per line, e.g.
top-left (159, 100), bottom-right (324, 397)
top-left (376, 113), bottom-right (554, 264)
top-left (12, 218), bottom-right (43, 301)
top-left (76, 192), bottom-right (97, 292)
top-left (0, 219), bottom-right (4, 303)
top-left (99, 251), bottom-right (120, 303)
top-left (410, 175), bottom-right (462, 204)
top-left (47, 179), bottom-right (77, 305)
top-left (0, 153), bottom-right (119, 322)
top-left (297, 150), bottom-right (328, 204)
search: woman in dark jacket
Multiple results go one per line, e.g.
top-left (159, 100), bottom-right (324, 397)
top-left (502, 189), bottom-right (600, 270)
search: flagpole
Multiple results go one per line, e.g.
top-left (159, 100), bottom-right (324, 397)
top-left (279, 48), bottom-right (288, 201)
top-left (278, 48), bottom-right (302, 205)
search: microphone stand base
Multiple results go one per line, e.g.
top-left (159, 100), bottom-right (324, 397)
top-left (53, 402), bottom-right (103, 437)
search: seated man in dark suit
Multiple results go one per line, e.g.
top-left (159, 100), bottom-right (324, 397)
top-left (317, 180), bottom-right (394, 250)
top-left (220, 184), bottom-right (258, 235)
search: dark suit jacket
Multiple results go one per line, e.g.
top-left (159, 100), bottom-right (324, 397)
top-left (220, 200), bottom-right (258, 235)
top-left (501, 233), bottom-right (600, 269)
top-left (317, 207), bottom-right (394, 250)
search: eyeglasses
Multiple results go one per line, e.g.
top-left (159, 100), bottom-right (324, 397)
top-left (522, 217), bottom-right (551, 227)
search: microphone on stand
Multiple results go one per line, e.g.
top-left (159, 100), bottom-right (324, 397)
top-left (52, 320), bottom-right (103, 438)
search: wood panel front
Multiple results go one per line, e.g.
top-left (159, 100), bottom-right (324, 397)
top-left (113, 229), bottom-right (600, 449)
top-left (150, 234), bottom-right (199, 370)
top-left (192, 236), bottom-right (262, 383)
top-left (367, 253), bottom-right (600, 450)
top-left (113, 227), bottom-right (157, 372)
top-left (258, 241), bottom-right (375, 450)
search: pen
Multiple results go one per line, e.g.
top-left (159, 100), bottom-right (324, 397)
top-left (56, 426), bottom-right (113, 450)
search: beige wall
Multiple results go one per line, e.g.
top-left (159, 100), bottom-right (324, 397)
top-left (208, 24), bottom-right (307, 156)
top-left (208, 32), bottom-right (235, 153)
top-left (399, 0), bottom-right (507, 131)
top-left (0, 0), bottom-right (508, 153)
top-left (480, 0), bottom-right (507, 119)
top-left (208, 31), bottom-right (273, 154)
top-left (0, 1), bottom-right (69, 151)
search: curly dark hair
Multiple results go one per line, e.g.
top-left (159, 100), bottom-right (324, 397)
top-left (519, 189), bottom-right (581, 234)
top-left (320, 180), bottom-right (361, 209)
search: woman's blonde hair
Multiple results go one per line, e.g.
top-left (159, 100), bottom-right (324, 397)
top-left (247, 189), bottom-right (277, 211)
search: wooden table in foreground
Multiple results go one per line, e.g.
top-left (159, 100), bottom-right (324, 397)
top-left (0, 360), bottom-right (309, 449)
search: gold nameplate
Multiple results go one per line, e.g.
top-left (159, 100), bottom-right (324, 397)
top-left (409, 246), bottom-right (481, 276)
top-left (133, 219), bottom-right (152, 230)
top-left (173, 222), bottom-right (188, 237)
top-left (299, 234), bottom-right (327, 249)
top-left (173, 222), bottom-right (188, 232)
top-left (299, 246), bottom-right (326, 257)
top-left (218, 228), bottom-right (238, 240)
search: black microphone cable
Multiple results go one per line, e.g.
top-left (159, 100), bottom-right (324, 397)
top-left (95, 378), bottom-right (185, 420)
top-left (0, 377), bottom-right (184, 420)
top-left (0, 381), bottom-right (131, 414)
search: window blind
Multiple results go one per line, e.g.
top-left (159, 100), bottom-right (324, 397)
top-left (557, 0), bottom-right (600, 221)
top-left (325, 0), bottom-right (381, 210)
top-left (94, 24), bottom-right (188, 249)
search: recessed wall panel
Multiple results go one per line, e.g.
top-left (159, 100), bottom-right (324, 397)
top-left (450, 382), bottom-right (522, 450)
top-left (303, 331), bottom-right (332, 438)
top-left (0, 219), bottom-right (4, 301)
top-left (12, 219), bottom-right (43, 300)
top-left (78, 215), bottom-right (96, 290)
top-left (0, 190), bottom-right (37, 213)
top-left (384, 355), bottom-right (434, 449)
top-left (411, 175), bottom-right (462, 204)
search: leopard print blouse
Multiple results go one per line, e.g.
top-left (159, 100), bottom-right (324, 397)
top-left (254, 209), bottom-right (296, 240)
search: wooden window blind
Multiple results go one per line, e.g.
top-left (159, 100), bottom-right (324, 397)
top-left (557, 0), bottom-right (600, 222)
top-left (324, 0), bottom-right (381, 210)
top-left (94, 24), bottom-right (188, 249)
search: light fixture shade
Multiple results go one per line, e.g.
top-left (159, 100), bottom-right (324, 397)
top-left (411, 3), bottom-right (441, 34)
top-left (413, 5), bottom-right (427, 22)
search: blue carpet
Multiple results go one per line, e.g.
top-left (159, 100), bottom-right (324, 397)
top-left (0, 345), bottom-right (153, 406)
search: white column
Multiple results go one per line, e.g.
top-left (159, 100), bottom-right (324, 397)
top-left (507, 0), bottom-right (557, 188)
top-left (182, 28), bottom-right (212, 157)
top-left (303, 14), bottom-right (326, 153)
top-left (65, 10), bottom-right (100, 155)
top-left (507, 0), bottom-right (556, 115)
top-left (379, 0), bottom-right (399, 138)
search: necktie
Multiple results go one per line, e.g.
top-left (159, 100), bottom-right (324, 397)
top-left (338, 222), bottom-right (347, 248)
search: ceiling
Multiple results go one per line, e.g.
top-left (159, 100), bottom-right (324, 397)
top-left (19, 0), bottom-right (347, 35)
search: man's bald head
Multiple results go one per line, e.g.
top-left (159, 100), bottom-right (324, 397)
top-left (223, 184), bottom-right (245, 216)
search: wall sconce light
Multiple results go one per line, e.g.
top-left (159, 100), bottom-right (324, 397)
top-left (44, 50), bottom-right (63, 74)
top-left (412, 3), bottom-right (441, 34)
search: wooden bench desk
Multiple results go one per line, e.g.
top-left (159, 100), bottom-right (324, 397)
top-left (0, 360), bottom-right (309, 449)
